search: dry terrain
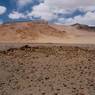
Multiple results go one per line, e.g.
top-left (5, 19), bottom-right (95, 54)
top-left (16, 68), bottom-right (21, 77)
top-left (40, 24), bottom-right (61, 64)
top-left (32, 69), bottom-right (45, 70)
top-left (0, 21), bottom-right (95, 43)
top-left (0, 44), bottom-right (95, 95)
top-left (0, 22), bottom-right (95, 95)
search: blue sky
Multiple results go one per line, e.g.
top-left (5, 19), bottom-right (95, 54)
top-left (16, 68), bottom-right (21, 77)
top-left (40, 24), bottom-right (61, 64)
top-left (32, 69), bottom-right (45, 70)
top-left (0, 0), bottom-right (95, 26)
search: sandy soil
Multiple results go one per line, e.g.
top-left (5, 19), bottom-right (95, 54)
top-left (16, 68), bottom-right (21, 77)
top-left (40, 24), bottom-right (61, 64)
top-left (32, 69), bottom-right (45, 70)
top-left (0, 44), bottom-right (95, 95)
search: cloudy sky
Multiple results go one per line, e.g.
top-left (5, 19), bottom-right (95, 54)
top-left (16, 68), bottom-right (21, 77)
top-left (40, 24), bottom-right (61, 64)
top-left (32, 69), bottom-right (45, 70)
top-left (0, 0), bottom-right (95, 26)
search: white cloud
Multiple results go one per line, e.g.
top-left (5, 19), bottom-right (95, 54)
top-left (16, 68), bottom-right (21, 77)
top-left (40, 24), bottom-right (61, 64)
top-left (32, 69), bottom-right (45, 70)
top-left (43, 0), bottom-right (95, 10)
top-left (62, 12), bottom-right (95, 26)
top-left (8, 0), bottom-right (95, 26)
top-left (0, 6), bottom-right (7, 15)
top-left (17, 0), bottom-right (33, 7)
top-left (27, 0), bottom-right (95, 22)
top-left (40, 0), bottom-right (95, 25)
top-left (8, 11), bottom-right (27, 19)
top-left (27, 3), bottom-right (57, 21)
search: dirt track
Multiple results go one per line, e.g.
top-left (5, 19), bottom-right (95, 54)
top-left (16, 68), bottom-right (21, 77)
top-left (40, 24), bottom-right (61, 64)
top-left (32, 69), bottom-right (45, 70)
top-left (0, 44), bottom-right (95, 95)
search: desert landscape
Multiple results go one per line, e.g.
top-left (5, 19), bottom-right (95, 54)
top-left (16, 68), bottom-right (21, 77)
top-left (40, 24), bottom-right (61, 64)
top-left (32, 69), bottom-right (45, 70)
top-left (0, 21), bottom-right (95, 44)
top-left (0, 44), bottom-right (95, 95)
top-left (0, 21), bottom-right (95, 95)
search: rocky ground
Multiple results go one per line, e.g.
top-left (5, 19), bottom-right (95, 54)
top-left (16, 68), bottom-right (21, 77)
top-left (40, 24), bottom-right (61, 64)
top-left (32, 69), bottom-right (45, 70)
top-left (0, 45), bottom-right (95, 95)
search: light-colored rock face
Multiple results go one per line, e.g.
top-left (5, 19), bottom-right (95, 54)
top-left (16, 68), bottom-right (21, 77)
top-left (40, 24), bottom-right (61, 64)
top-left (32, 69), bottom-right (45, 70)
top-left (0, 22), bottom-right (95, 44)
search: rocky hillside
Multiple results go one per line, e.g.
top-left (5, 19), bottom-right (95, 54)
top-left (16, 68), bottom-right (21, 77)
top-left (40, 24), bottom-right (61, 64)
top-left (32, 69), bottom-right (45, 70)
top-left (72, 23), bottom-right (95, 32)
top-left (0, 21), bottom-right (65, 42)
top-left (0, 21), bottom-right (95, 43)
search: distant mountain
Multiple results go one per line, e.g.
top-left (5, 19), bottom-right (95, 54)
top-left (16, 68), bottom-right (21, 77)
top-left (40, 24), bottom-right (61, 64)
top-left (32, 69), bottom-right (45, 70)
top-left (0, 21), bottom-right (66, 43)
top-left (72, 23), bottom-right (95, 31)
top-left (0, 21), bottom-right (95, 43)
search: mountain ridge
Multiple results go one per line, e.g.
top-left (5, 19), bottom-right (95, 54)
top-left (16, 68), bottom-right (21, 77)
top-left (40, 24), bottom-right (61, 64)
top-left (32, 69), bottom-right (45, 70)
top-left (0, 21), bottom-right (95, 44)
